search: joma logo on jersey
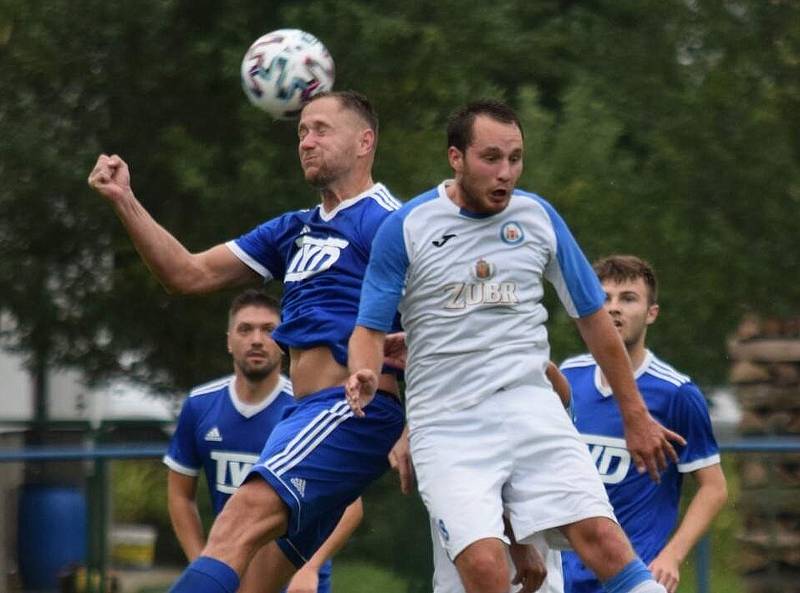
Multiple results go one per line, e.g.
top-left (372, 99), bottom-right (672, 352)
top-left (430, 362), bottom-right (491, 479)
top-left (443, 282), bottom-right (519, 309)
top-left (210, 451), bottom-right (259, 494)
top-left (583, 435), bottom-right (631, 485)
top-left (285, 236), bottom-right (349, 282)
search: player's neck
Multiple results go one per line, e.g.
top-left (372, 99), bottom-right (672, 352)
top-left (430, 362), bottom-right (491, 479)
top-left (319, 171), bottom-right (375, 213)
top-left (233, 369), bottom-right (281, 404)
top-left (600, 342), bottom-right (648, 389)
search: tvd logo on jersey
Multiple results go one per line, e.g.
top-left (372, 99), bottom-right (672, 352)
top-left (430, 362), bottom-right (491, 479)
top-left (581, 435), bottom-right (632, 485)
top-left (210, 451), bottom-right (260, 494)
top-left (442, 257), bottom-right (518, 310)
top-left (285, 235), bottom-right (349, 282)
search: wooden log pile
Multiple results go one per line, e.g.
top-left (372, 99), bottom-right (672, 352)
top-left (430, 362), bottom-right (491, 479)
top-left (728, 315), bottom-right (800, 593)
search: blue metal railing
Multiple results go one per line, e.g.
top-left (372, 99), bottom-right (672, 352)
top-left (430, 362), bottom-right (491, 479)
top-left (3, 437), bottom-right (800, 593)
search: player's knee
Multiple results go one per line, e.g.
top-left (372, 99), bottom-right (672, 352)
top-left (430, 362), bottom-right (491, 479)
top-left (456, 544), bottom-right (509, 593)
top-left (564, 517), bottom-right (634, 574)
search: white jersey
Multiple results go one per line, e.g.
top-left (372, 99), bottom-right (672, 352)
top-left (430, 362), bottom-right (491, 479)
top-left (357, 181), bottom-right (605, 428)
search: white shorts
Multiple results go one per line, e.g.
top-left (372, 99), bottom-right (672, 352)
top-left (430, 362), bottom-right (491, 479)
top-left (411, 384), bottom-right (615, 560)
top-left (431, 518), bottom-right (564, 593)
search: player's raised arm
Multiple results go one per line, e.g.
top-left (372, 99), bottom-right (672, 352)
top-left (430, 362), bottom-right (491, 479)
top-left (88, 153), bottom-right (256, 294)
top-left (575, 308), bottom-right (686, 481)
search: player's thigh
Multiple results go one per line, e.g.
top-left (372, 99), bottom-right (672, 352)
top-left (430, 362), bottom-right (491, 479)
top-left (501, 386), bottom-right (614, 546)
top-left (239, 541), bottom-right (296, 593)
top-left (411, 413), bottom-right (511, 561)
top-left (205, 479), bottom-right (290, 571)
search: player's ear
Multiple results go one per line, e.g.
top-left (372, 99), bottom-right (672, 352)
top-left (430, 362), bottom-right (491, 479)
top-left (646, 303), bottom-right (660, 325)
top-left (448, 146), bottom-right (464, 174)
top-left (358, 128), bottom-right (376, 155)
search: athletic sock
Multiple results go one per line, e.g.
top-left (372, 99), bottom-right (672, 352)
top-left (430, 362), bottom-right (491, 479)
top-left (602, 559), bottom-right (665, 593)
top-left (168, 556), bottom-right (240, 593)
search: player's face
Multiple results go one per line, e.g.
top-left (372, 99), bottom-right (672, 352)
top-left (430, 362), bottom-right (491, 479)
top-left (297, 97), bottom-right (362, 188)
top-left (602, 278), bottom-right (659, 350)
top-left (227, 305), bottom-right (282, 382)
top-left (449, 115), bottom-right (523, 215)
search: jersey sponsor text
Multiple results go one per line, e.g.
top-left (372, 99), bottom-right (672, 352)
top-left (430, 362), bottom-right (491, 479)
top-left (210, 451), bottom-right (260, 494)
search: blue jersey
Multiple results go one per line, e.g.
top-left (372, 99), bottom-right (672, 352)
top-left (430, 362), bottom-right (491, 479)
top-left (226, 184), bottom-right (402, 366)
top-left (560, 351), bottom-right (721, 593)
top-left (164, 374), bottom-right (295, 514)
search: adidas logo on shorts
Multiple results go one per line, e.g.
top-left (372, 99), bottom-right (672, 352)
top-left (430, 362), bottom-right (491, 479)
top-left (204, 427), bottom-right (222, 442)
top-left (290, 477), bottom-right (306, 497)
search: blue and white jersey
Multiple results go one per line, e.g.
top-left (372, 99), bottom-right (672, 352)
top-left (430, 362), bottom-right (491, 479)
top-left (163, 374), bottom-right (295, 514)
top-left (356, 181), bottom-right (605, 428)
top-left (226, 183), bottom-right (401, 366)
top-left (560, 351), bottom-right (721, 593)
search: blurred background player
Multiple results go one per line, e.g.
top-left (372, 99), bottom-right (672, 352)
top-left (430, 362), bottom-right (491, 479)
top-left (560, 255), bottom-right (728, 593)
top-left (347, 99), bottom-right (683, 593)
top-left (164, 289), bottom-right (363, 593)
top-left (88, 90), bottom-right (405, 593)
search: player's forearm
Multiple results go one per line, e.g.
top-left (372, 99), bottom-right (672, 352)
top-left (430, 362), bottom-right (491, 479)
top-left (348, 326), bottom-right (386, 376)
top-left (661, 470), bottom-right (728, 563)
top-left (110, 190), bottom-right (211, 294)
top-left (168, 497), bottom-right (206, 561)
top-left (576, 310), bottom-right (647, 419)
top-left (305, 498), bottom-right (364, 570)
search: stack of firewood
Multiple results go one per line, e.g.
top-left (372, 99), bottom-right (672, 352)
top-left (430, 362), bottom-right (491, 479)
top-left (728, 315), bottom-right (800, 593)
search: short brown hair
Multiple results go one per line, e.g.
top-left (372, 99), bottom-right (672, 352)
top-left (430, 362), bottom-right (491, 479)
top-left (228, 289), bottom-right (281, 326)
top-left (304, 90), bottom-right (379, 136)
top-left (593, 255), bottom-right (658, 305)
top-left (446, 99), bottom-right (524, 153)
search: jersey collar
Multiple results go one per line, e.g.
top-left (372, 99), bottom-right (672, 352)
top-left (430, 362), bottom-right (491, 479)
top-left (317, 182), bottom-right (387, 222)
top-left (228, 375), bottom-right (288, 418)
top-left (594, 350), bottom-right (654, 398)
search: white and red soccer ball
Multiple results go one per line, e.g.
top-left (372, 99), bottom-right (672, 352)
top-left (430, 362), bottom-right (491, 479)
top-left (241, 28), bottom-right (335, 120)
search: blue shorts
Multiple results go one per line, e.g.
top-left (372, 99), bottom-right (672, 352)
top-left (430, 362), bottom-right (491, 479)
top-left (248, 386), bottom-right (405, 566)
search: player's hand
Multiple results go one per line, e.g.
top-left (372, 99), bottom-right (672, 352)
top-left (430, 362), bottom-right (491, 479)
top-left (623, 409), bottom-right (686, 483)
top-left (345, 369), bottom-right (378, 417)
top-left (388, 425), bottom-right (414, 494)
top-left (649, 549), bottom-right (680, 593)
top-left (383, 332), bottom-right (407, 370)
top-left (285, 565), bottom-right (319, 593)
top-left (509, 541), bottom-right (547, 593)
top-left (87, 154), bottom-right (132, 203)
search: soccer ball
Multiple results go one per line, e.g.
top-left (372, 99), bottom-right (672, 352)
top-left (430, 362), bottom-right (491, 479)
top-left (240, 29), bottom-right (335, 120)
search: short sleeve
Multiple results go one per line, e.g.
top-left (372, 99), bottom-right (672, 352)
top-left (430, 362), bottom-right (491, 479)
top-left (163, 398), bottom-right (201, 476)
top-left (226, 214), bottom-right (292, 281)
top-left (672, 383), bottom-right (721, 473)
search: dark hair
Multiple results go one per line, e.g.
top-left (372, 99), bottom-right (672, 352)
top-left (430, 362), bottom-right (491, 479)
top-left (593, 255), bottom-right (658, 305)
top-left (228, 289), bottom-right (281, 325)
top-left (304, 90), bottom-right (379, 135)
top-left (446, 99), bottom-right (524, 152)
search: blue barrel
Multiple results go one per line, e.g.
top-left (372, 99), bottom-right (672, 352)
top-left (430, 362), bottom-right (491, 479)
top-left (18, 484), bottom-right (87, 590)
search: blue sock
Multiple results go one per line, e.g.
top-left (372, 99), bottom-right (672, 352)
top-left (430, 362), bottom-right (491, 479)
top-left (602, 558), bottom-right (652, 593)
top-left (169, 556), bottom-right (240, 593)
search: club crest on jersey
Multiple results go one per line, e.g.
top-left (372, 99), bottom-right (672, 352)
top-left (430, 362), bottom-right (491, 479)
top-left (285, 235), bottom-right (349, 282)
top-left (472, 257), bottom-right (495, 280)
top-left (500, 221), bottom-right (524, 245)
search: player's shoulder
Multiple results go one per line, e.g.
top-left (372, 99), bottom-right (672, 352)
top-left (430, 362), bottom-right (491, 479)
top-left (189, 374), bottom-right (233, 398)
top-left (363, 183), bottom-right (403, 212)
top-left (642, 352), bottom-right (692, 389)
top-left (559, 353), bottom-right (597, 371)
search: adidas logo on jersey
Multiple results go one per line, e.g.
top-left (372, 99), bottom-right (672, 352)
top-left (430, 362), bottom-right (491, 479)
top-left (301, 225), bottom-right (311, 235)
top-left (290, 477), bottom-right (306, 497)
top-left (204, 427), bottom-right (223, 442)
